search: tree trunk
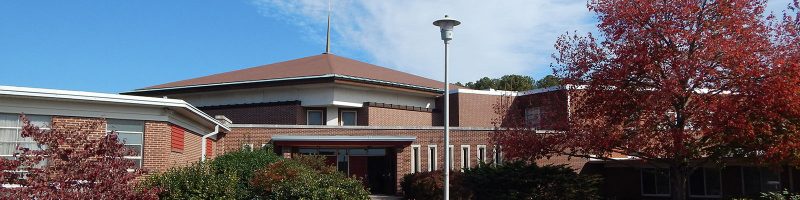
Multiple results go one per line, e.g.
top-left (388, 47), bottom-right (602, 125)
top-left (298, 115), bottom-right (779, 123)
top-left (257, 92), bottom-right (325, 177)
top-left (670, 165), bottom-right (690, 200)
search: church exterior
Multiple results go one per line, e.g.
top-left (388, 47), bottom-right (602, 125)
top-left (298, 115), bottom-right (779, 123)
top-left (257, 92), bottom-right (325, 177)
top-left (2, 53), bottom-right (798, 198)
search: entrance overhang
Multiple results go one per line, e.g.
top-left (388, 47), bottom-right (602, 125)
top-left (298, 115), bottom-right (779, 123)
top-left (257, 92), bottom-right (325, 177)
top-left (271, 135), bottom-right (415, 147)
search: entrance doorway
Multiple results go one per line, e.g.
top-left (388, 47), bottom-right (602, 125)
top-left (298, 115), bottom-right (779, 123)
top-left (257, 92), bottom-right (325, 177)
top-left (296, 147), bottom-right (397, 194)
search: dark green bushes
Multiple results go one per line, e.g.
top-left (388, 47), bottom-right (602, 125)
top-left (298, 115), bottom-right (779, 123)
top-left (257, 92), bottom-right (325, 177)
top-left (139, 149), bottom-right (368, 200)
top-left (400, 170), bottom-right (471, 200)
top-left (138, 162), bottom-right (244, 200)
top-left (401, 162), bottom-right (602, 200)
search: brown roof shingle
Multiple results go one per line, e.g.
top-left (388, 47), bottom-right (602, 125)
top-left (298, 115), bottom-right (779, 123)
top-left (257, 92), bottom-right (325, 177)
top-left (141, 54), bottom-right (451, 91)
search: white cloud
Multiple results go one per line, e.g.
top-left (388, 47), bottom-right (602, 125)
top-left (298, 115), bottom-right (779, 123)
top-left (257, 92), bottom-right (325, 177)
top-left (251, 0), bottom-right (594, 83)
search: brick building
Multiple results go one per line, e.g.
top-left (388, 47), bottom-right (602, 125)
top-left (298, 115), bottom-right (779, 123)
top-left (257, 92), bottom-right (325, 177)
top-left (3, 53), bottom-right (797, 198)
top-left (0, 86), bottom-right (230, 174)
top-left (121, 53), bottom-right (584, 195)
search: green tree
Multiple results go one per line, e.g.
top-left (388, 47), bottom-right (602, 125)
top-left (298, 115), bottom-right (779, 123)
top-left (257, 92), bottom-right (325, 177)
top-left (496, 75), bottom-right (534, 91)
top-left (534, 75), bottom-right (561, 89)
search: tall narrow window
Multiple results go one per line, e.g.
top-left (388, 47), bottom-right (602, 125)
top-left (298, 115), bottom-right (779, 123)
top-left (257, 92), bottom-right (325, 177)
top-left (493, 145), bottom-right (503, 166)
top-left (477, 145), bottom-right (486, 165)
top-left (242, 144), bottom-right (254, 152)
top-left (641, 168), bottom-right (670, 196)
top-left (307, 110), bottom-right (324, 125)
top-left (448, 145), bottom-right (454, 170)
top-left (461, 145), bottom-right (470, 171)
top-left (340, 111), bottom-right (357, 126)
top-left (689, 168), bottom-right (721, 197)
top-left (411, 145), bottom-right (421, 173)
top-left (428, 145), bottom-right (437, 171)
top-left (106, 119), bottom-right (144, 168)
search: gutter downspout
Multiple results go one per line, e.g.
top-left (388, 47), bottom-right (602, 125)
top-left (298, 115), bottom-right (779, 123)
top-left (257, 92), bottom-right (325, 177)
top-left (201, 125), bottom-right (220, 162)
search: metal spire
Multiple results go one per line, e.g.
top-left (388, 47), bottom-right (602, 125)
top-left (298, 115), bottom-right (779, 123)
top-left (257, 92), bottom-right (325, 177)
top-left (324, 0), bottom-right (331, 54)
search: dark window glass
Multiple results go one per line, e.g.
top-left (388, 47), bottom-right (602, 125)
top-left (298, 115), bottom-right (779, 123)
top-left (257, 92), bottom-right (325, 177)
top-left (642, 168), bottom-right (670, 195)
top-left (307, 110), bottom-right (323, 125)
top-left (340, 111), bottom-right (356, 126)
top-left (743, 167), bottom-right (761, 195)
top-left (705, 169), bottom-right (721, 195)
top-left (690, 169), bottom-right (706, 195)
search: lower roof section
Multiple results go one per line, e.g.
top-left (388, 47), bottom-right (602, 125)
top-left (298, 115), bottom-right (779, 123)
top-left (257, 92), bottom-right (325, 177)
top-left (271, 135), bottom-right (416, 147)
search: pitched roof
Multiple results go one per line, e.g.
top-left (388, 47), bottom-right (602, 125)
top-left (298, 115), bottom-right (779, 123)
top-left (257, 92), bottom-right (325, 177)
top-left (139, 54), bottom-right (450, 92)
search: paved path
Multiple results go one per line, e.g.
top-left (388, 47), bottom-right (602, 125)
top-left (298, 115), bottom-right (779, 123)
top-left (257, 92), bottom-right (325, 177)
top-left (369, 195), bottom-right (402, 200)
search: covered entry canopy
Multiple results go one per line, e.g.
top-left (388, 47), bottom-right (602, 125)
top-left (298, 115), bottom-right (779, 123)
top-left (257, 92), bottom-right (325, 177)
top-left (271, 135), bottom-right (416, 147)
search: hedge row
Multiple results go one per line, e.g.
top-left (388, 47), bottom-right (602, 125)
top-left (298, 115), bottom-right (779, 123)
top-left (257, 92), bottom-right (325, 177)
top-left (138, 147), bottom-right (369, 200)
top-left (401, 161), bottom-right (602, 200)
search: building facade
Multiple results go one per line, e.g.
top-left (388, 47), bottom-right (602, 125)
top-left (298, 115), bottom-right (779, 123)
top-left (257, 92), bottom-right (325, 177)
top-left (3, 53), bottom-right (798, 198)
top-left (0, 86), bottom-right (229, 175)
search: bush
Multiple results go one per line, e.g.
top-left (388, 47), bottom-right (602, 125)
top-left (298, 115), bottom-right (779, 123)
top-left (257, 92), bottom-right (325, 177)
top-left (211, 146), bottom-right (281, 198)
top-left (250, 155), bottom-right (370, 200)
top-left (401, 162), bottom-right (601, 200)
top-left (760, 189), bottom-right (800, 200)
top-left (139, 162), bottom-right (243, 200)
top-left (461, 162), bottom-right (601, 200)
top-left (400, 170), bottom-right (472, 200)
top-left (140, 147), bottom-right (280, 200)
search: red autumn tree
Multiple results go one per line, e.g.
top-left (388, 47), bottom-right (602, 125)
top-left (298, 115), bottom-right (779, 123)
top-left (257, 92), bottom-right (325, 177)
top-left (494, 0), bottom-right (800, 199)
top-left (0, 115), bottom-right (159, 199)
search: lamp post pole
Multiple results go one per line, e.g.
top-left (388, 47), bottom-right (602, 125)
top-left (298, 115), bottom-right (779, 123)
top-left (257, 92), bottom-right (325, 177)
top-left (433, 15), bottom-right (460, 200)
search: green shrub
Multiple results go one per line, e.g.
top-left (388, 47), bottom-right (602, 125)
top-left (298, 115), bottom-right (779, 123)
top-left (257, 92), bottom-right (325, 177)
top-left (400, 170), bottom-right (472, 200)
top-left (461, 161), bottom-right (601, 200)
top-left (760, 189), bottom-right (800, 200)
top-left (211, 146), bottom-right (281, 198)
top-left (250, 155), bottom-right (370, 200)
top-left (138, 162), bottom-right (244, 200)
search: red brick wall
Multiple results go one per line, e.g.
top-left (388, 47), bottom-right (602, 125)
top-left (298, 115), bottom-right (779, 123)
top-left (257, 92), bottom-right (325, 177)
top-left (452, 93), bottom-right (509, 127)
top-left (224, 127), bottom-right (589, 193)
top-left (364, 107), bottom-right (435, 126)
top-left (144, 121), bottom-right (170, 172)
top-left (200, 102), bottom-right (303, 124)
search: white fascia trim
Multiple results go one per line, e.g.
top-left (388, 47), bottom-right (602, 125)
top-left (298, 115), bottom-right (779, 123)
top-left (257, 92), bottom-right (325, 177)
top-left (450, 85), bottom-right (578, 96)
top-left (271, 135), bottom-right (416, 142)
top-left (449, 88), bottom-right (519, 96)
top-left (0, 85), bottom-right (229, 132)
top-left (333, 74), bottom-right (442, 92)
top-left (331, 101), bottom-right (363, 108)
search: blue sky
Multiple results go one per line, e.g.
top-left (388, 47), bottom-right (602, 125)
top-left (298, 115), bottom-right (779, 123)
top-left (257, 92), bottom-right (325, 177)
top-left (0, 0), bottom-right (793, 93)
top-left (0, 0), bottom-right (369, 93)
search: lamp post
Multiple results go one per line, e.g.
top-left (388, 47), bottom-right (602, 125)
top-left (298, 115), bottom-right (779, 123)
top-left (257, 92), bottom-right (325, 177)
top-left (433, 15), bottom-right (460, 200)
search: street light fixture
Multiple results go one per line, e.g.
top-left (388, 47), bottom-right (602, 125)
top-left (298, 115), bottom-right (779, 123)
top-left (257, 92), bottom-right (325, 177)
top-left (433, 15), bottom-right (460, 200)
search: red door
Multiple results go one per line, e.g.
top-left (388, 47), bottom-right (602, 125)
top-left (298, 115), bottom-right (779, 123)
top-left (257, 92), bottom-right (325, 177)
top-left (348, 156), bottom-right (369, 187)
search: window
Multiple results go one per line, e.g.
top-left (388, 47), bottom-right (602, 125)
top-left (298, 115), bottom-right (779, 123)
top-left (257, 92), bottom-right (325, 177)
top-left (106, 119), bottom-right (144, 168)
top-left (461, 145), bottom-right (470, 171)
top-left (477, 145), bottom-right (486, 165)
top-left (411, 145), bottom-right (421, 173)
top-left (742, 167), bottom-right (781, 195)
top-left (493, 145), bottom-right (503, 166)
top-left (307, 110), bottom-right (324, 125)
top-left (641, 168), bottom-right (670, 196)
top-left (690, 168), bottom-right (721, 197)
top-left (0, 114), bottom-right (50, 176)
top-left (242, 144), bottom-right (254, 152)
top-left (524, 107), bottom-right (542, 127)
top-left (428, 145), bottom-right (437, 171)
top-left (448, 145), bottom-right (454, 170)
top-left (340, 111), bottom-right (357, 126)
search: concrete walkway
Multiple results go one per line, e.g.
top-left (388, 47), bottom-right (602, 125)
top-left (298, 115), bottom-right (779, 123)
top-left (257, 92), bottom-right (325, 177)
top-left (369, 195), bottom-right (402, 200)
